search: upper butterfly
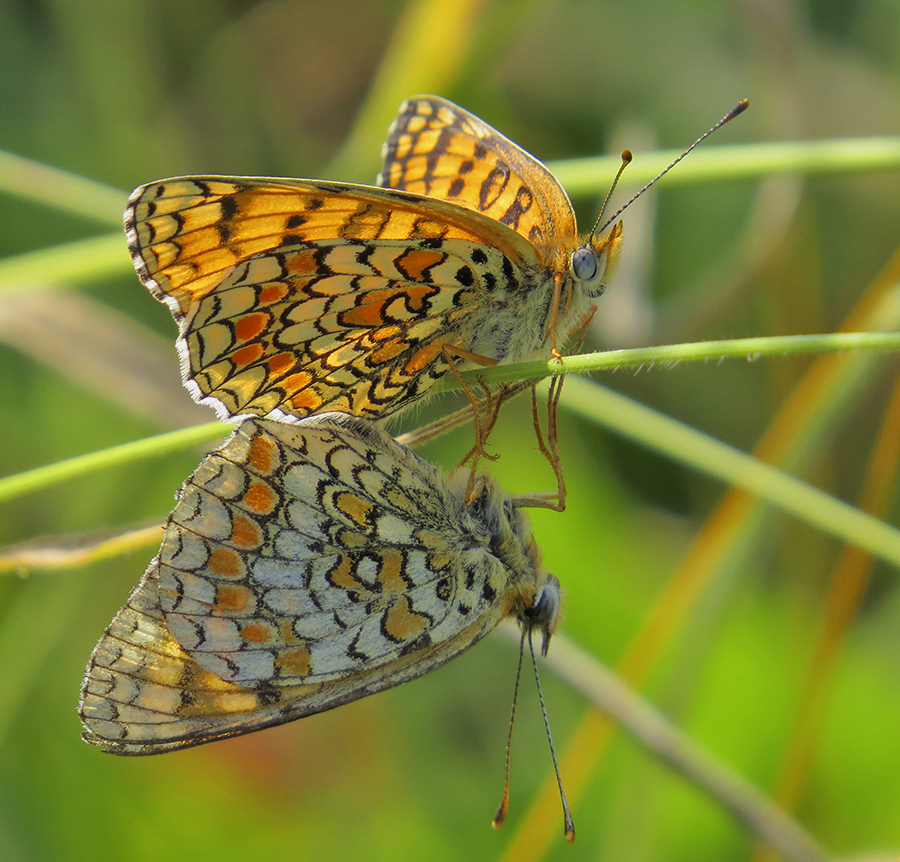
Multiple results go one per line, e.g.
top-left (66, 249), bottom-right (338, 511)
top-left (125, 96), bottom-right (622, 423)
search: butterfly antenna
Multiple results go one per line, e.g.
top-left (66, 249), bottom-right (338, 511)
top-left (492, 629), bottom-right (527, 831)
top-left (528, 628), bottom-right (575, 842)
top-left (586, 150), bottom-right (634, 245)
top-left (595, 98), bottom-right (750, 238)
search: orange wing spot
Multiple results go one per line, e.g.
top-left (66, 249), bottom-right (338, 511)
top-left (360, 288), bottom-right (396, 305)
top-left (341, 297), bottom-right (392, 328)
top-left (244, 480), bottom-right (277, 513)
top-left (336, 528), bottom-right (367, 549)
top-left (231, 514), bottom-right (261, 548)
top-left (240, 622), bottom-right (273, 644)
top-left (377, 550), bottom-right (406, 592)
top-left (275, 645), bottom-right (312, 677)
top-left (207, 547), bottom-right (243, 578)
top-left (247, 434), bottom-right (276, 473)
top-left (284, 248), bottom-right (320, 274)
top-left (234, 312), bottom-right (270, 341)
top-left (277, 620), bottom-right (304, 645)
top-left (428, 552), bottom-right (452, 571)
top-left (214, 584), bottom-right (253, 613)
top-left (383, 596), bottom-right (429, 642)
top-left (267, 351), bottom-right (296, 376)
top-left (369, 339), bottom-right (407, 365)
top-left (384, 487), bottom-right (417, 512)
top-left (290, 388), bottom-right (324, 412)
top-left (336, 492), bottom-right (372, 527)
top-left (404, 338), bottom-right (445, 374)
top-left (177, 677), bottom-right (240, 714)
top-left (231, 343), bottom-right (264, 367)
top-left (280, 370), bottom-right (313, 391)
top-left (259, 283), bottom-right (289, 304)
top-left (329, 554), bottom-right (365, 592)
top-left (175, 226), bottom-right (229, 260)
top-left (396, 249), bottom-right (445, 280)
top-left (415, 529), bottom-right (444, 548)
top-left (371, 325), bottom-right (402, 343)
top-left (192, 689), bottom-right (260, 715)
top-left (401, 285), bottom-right (436, 312)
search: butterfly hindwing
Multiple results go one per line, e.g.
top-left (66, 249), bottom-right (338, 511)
top-left (126, 177), bottom-right (541, 421)
top-left (79, 415), bottom-right (552, 755)
top-left (157, 416), bottom-right (517, 685)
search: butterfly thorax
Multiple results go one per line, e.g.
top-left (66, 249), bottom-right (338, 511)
top-left (463, 222), bottom-right (622, 364)
top-left (466, 474), bottom-right (562, 649)
top-left (462, 259), bottom-right (560, 362)
top-left (454, 473), bottom-right (545, 613)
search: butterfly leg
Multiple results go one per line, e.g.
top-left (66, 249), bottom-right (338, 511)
top-left (442, 346), bottom-right (499, 465)
top-left (396, 380), bottom-right (535, 451)
top-left (530, 375), bottom-right (567, 512)
top-left (526, 302), bottom-right (596, 509)
top-left (567, 304), bottom-right (598, 350)
top-left (442, 344), bottom-right (508, 503)
top-left (546, 273), bottom-right (565, 360)
top-left (460, 381), bottom-right (531, 502)
top-left (463, 378), bottom-right (518, 462)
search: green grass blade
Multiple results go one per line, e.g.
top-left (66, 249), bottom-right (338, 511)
top-left (562, 377), bottom-right (900, 572)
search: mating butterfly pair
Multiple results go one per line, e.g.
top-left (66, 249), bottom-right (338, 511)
top-left (79, 95), bottom-right (746, 841)
top-left (80, 96), bottom-right (611, 758)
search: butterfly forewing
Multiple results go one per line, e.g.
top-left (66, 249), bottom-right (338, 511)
top-left (127, 177), bottom-right (538, 308)
top-left (80, 415), bottom-right (552, 754)
top-left (378, 96), bottom-right (578, 255)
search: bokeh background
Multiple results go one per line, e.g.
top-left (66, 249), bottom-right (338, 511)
top-left (1, 0), bottom-right (899, 860)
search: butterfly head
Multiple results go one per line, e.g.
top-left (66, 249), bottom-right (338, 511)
top-left (567, 98), bottom-right (749, 304)
top-left (570, 221), bottom-right (624, 298)
top-left (519, 572), bottom-right (562, 657)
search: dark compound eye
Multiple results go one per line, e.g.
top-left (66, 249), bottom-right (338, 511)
top-left (571, 247), bottom-right (598, 281)
top-left (524, 583), bottom-right (559, 627)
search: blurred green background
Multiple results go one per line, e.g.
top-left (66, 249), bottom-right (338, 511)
top-left (1, 0), bottom-right (899, 860)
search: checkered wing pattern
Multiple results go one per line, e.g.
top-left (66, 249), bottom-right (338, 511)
top-left (378, 95), bottom-right (578, 257)
top-left (126, 176), bottom-right (540, 423)
top-left (126, 97), bottom-right (621, 426)
top-left (79, 415), bottom-right (556, 754)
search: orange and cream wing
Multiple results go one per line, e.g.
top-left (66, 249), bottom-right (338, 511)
top-left (79, 415), bottom-right (556, 754)
top-left (378, 95), bottom-right (578, 257)
top-left (126, 177), bottom-right (539, 421)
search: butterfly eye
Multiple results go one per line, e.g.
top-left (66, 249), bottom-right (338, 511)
top-left (570, 246), bottom-right (598, 282)
top-left (523, 579), bottom-right (560, 627)
top-left (521, 577), bottom-right (561, 657)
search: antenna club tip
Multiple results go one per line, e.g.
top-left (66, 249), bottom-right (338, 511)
top-left (621, 149), bottom-right (633, 163)
top-left (565, 828), bottom-right (576, 843)
top-left (492, 797), bottom-right (508, 831)
top-left (727, 99), bottom-right (750, 121)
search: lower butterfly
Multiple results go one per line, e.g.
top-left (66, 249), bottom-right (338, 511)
top-left (79, 414), bottom-right (561, 756)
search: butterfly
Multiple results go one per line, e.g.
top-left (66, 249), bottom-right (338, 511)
top-left (125, 96), bottom-right (622, 427)
top-left (79, 413), bottom-right (561, 755)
